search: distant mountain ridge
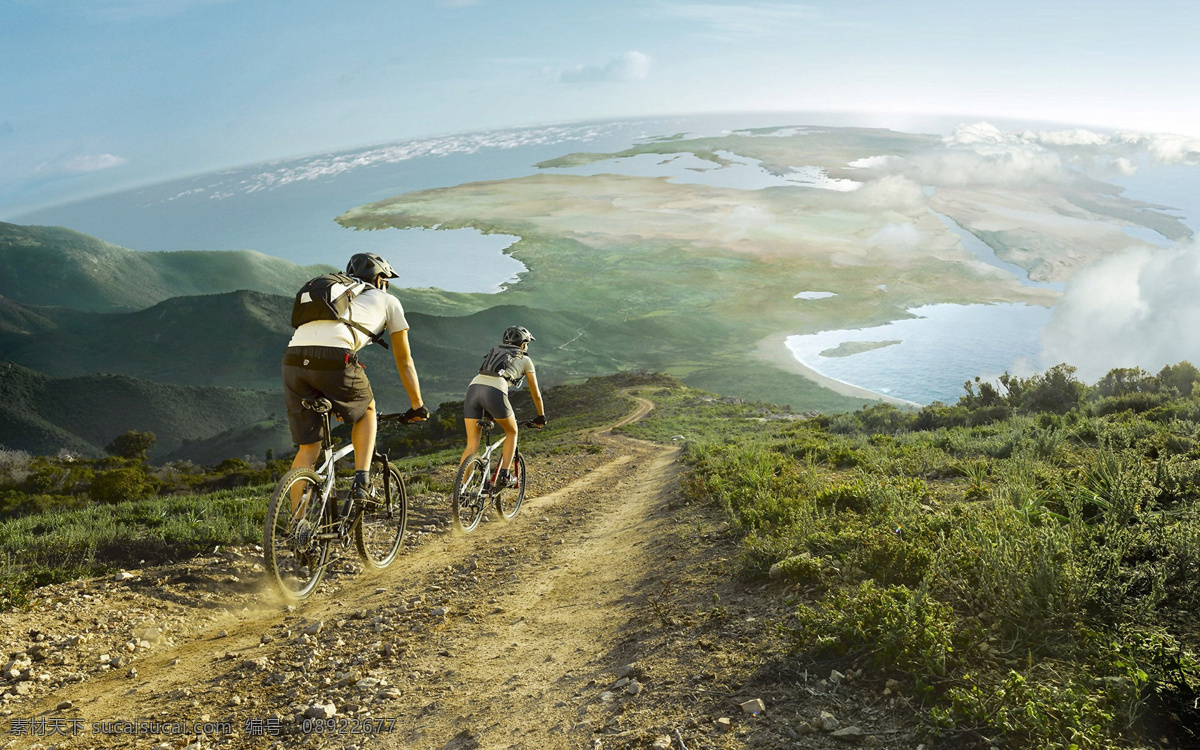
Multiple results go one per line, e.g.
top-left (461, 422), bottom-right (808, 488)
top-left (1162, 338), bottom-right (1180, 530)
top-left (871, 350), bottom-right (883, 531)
top-left (0, 221), bottom-right (334, 312)
top-left (0, 292), bottom-right (627, 407)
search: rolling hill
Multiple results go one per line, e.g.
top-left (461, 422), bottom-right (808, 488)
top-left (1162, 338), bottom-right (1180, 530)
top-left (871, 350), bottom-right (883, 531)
top-left (0, 362), bottom-right (283, 461)
top-left (0, 221), bottom-right (334, 312)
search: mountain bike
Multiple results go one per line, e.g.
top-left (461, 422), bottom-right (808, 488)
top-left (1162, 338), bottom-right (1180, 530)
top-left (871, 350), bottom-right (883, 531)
top-left (263, 398), bottom-right (411, 602)
top-left (451, 417), bottom-right (539, 533)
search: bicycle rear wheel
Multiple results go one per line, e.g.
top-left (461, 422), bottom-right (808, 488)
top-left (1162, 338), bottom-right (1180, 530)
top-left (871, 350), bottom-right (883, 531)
top-left (452, 457), bottom-right (487, 533)
top-left (355, 459), bottom-right (407, 570)
top-left (264, 468), bottom-right (330, 602)
top-left (494, 451), bottom-right (526, 521)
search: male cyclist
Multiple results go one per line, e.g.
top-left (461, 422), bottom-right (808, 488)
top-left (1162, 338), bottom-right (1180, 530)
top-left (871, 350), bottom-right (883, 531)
top-left (282, 252), bottom-right (428, 506)
top-left (459, 325), bottom-right (546, 489)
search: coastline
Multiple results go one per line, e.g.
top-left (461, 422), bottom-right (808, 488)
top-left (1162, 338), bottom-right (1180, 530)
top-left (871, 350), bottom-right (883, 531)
top-left (752, 333), bottom-right (920, 409)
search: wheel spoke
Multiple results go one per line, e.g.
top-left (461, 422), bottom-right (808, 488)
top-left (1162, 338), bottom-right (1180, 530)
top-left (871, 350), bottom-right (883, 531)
top-left (264, 468), bottom-right (329, 601)
top-left (355, 460), bottom-right (407, 569)
top-left (495, 453), bottom-right (526, 521)
top-left (452, 458), bottom-right (487, 532)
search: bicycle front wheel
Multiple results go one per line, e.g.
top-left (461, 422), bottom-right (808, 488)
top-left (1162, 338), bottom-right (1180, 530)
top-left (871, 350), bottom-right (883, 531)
top-left (355, 459), bottom-right (407, 570)
top-left (494, 451), bottom-right (526, 521)
top-left (264, 468), bottom-right (330, 602)
top-left (452, 457), bottom-right (487, 533)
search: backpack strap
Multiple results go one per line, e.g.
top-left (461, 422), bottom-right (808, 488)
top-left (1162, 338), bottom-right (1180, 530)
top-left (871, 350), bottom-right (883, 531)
top-left (345, 308), bottom-right (390, 350)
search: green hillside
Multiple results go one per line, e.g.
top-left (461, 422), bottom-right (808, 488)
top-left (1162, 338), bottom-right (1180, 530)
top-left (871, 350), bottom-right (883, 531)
top-left (0, 293), bottom-right (633, 411)
top-left (0, 219), bottom-right (874, 461)
top-left (0, 362), bottom-right (283, 460)
top-left (0, 221), bottom-right (334, 312)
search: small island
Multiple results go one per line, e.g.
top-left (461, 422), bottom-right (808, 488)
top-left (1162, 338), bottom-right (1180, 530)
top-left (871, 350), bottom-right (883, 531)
top-left (819, 340), bottom-right (903, 358)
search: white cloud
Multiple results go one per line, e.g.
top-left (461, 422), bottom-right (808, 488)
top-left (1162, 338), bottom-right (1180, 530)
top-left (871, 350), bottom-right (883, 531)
top-left (848, 175), bottom-right (925, 210)
top-left (1134, 133), bottom-right (1200, 165)
top-left (33, 153), bottom-right (127, 176)
top-left (941, 122), bottom-right (1200, 174)
top-left (1110, 157), bottom-right (1138, 176)
top-left (943, 122), bottom-right (1010, 147)
top-left (845, 155), bottom-right (897, 170)
top-left (1041, 239), bottom-right (1200, 381)
top-left (1021, 128), bottom-right (1111, 148)
top-left (866, 222), bottom-right (922, 250)
top-left (559, 51), bottom-right (652, 84)
top-left (657, 2), bottom-right (820, 39)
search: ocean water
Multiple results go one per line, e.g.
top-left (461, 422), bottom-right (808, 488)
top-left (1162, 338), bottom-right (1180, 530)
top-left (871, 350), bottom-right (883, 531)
top-left (786, 303), bottom-right (1054, 404)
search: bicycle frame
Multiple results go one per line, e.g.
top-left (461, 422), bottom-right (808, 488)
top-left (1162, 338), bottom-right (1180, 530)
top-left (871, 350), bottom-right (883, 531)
top-left (292, 404), bottom-right (359, 536)
top-left (312, 441), bottom-right (354, 506)
top-left (476, 428), bottom-right (507, 481)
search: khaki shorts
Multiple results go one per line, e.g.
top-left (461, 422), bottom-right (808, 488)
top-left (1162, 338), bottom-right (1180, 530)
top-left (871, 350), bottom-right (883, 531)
top-left (282, 346), bottom-right (374, 445)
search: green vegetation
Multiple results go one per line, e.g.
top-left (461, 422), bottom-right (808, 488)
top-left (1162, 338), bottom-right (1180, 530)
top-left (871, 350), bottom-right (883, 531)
top-left (622, 363), bottom-right (1200, 749)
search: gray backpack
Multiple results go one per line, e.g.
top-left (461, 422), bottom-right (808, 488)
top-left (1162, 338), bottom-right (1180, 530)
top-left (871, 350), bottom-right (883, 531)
top-left (479, 344), bottom-right (526, 384)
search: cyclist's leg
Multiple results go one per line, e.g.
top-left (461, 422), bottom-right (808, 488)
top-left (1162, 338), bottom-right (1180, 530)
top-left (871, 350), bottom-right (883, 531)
top-left (460, 418), bottom-right (482, 466)
top-left (351, 400), bottom-right (378, 473)
top-left (292, 442), bottom-right (321, 470)
top-left (290, 441), bottom-right (322, 513)
top-left (497, 414), bottom-right (519, 471)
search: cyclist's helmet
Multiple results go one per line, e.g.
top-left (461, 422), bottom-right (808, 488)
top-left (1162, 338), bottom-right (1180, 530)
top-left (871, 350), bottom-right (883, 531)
top-left (503, 326), bottom-right (535, 346)
top-left (346, 252), bottom-right (399, 283)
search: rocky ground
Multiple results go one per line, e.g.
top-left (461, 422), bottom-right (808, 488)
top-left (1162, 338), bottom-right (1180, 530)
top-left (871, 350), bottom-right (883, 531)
top-left (1, 398), bottom-right (929, 749)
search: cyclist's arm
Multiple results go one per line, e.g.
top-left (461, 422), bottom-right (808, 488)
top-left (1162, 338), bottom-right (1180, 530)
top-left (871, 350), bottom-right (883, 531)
top-left (526, 370), bottom-right (545, 418)
top-left (390, 328), bottom-right (424, 411)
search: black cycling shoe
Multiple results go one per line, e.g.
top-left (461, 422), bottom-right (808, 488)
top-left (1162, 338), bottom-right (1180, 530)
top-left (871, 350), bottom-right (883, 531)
top-left (335, 482), bottom-right (364, 520)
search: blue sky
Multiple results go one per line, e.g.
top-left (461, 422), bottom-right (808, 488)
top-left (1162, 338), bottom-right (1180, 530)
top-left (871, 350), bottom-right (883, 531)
top-left (2, 0), bottom-right (1199, 216)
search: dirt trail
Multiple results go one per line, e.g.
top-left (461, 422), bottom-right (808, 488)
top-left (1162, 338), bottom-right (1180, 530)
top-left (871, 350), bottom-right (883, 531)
top-left (2, 396), bottom-right (697, 749)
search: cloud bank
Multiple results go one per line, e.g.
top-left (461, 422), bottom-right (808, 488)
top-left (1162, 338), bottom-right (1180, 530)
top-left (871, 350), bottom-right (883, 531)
top-left (1041, 239), bottom-right (1200, 381)
top-left (559, 52), bottom-right (651, 84)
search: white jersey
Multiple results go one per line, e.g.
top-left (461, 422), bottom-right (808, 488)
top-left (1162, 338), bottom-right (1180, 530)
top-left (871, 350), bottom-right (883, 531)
top-left (287, 287), bottom-right (409, 352)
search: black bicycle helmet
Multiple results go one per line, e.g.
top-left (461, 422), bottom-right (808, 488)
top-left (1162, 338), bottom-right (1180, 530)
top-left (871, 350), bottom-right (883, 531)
top-left (346, 252), bottom-right (399, 282)
top-left (502, 325), bottom-right (535, 345)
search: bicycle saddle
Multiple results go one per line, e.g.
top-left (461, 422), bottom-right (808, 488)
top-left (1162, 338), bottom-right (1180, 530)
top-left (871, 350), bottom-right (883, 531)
top-left (302, 398), bottom-right (333, 414)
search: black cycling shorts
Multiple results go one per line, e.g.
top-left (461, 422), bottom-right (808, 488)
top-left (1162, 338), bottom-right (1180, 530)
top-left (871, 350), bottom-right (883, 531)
top-left (463, 383), bottom-right (512, 421)
top-left (282, 346), bottom-right (374, 445)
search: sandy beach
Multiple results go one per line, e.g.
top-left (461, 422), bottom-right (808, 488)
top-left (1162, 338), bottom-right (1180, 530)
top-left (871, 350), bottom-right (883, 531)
top-left (752, 332), bottom-right (919, 408)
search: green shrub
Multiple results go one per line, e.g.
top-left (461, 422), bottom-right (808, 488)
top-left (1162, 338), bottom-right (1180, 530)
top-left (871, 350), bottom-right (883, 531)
top-left (790, 580), bottom-right (957, 678)
top-left (89, 467), bottom-right (153, 504)
top-left (768, 552), bottom-right (828, 584)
